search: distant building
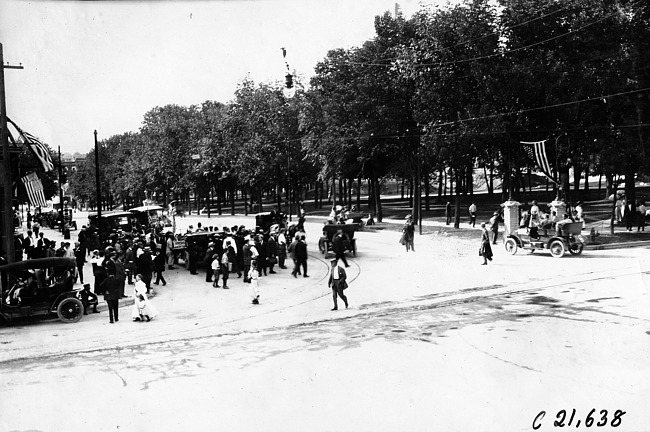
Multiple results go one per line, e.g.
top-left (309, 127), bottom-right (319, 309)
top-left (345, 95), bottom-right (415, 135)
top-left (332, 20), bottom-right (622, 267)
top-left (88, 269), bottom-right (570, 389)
top-left (61, 152), bottom-right (86, 176)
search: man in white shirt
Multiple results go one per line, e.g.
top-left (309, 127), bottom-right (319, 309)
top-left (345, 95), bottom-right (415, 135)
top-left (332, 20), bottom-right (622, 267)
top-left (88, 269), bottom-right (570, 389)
top-left (327, 258), bottom-right (348, 311)
top-left (468, 203), bottom-right (477, 227)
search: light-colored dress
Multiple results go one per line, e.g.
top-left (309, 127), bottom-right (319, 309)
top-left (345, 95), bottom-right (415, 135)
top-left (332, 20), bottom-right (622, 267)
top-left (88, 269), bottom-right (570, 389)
top-left (131, 280), bottom-right (159, 321)
top-left (249, 267), bottom-right (260, 301)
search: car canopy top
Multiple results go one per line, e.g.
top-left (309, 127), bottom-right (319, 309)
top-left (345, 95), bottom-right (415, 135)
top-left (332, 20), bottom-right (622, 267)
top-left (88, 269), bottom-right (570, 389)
top-left (0, 258), bottom-right (76, 273)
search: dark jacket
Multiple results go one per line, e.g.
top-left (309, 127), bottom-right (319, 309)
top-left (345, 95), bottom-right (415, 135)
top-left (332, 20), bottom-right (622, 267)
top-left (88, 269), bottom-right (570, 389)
top-left (101, 276), bottom-right (123, 301)
top-left (74, 247), bottom-right (85, 266)
top-left (153, 253), bottom-right (166, 272)
top-left (328, 266), bottom-right (348, 289)
top-left (332, 234), bottom-right (346, 254)
top-left (136, 250), bottom-right (153, 274)
top-left (294, 240), bottom-right (307, 261)
top-left (266, 237), bottom-right (278, 257)
top-left (243, 243), bottom-right (253, 265)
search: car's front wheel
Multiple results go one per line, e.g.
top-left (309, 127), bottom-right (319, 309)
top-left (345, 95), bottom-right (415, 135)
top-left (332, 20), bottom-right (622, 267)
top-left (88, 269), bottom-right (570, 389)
top-left (57, 297), bottom-right (84, 323)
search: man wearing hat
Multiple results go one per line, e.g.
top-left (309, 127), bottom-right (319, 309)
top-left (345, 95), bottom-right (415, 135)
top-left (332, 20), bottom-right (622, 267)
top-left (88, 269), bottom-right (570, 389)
top-left (165, 232), bottom-right (175, 270)
top-left (136, 246), bottom-right (154, 293)
top-left (401, 214), bottom-right (415, 252)
top-left (76, 283), bottom-right (99, 315)
top-left (242, 235), bottom-right (257, 283)
top-left (204, 242), bottom-right (217, 283)
top-left (100, 274), bottom-right (122, 323)
top-left (328, 258), bottom-right (348, 311)
top-left (73, 241), bottom-right (86, 284)
top-left (292, 234), bottom-right (309, 278)
top-left (489, 210), bottom-right (503, 245)
top-left (331, 229), bottom-right (350, 268)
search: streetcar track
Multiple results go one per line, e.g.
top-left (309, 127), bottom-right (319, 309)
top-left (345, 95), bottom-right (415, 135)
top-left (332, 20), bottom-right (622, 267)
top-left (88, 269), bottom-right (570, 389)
top-left (1, 260), bottom-right (647, 366)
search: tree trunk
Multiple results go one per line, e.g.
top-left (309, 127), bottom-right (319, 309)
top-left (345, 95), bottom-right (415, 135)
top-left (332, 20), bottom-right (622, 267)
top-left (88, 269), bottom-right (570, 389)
top-left (449, 168), bottom-right (454, 197)
top-left (605, 174), bottom-right (614, 200)
top-left (483, 166), bottom-right (492, 195)
top-left (424, 171), bottom-right (430, 211)
top-left (624, 163), bottom-right (636, 215)
top-left (230, 182), bottom-right (235, 216)
top-left (356, 175), bottom-right (361, 211)
top-left (371, 168), bottom-right (383, 222)
top-left (573, 165), bottom-right (582, 202)
top-left (438, 166), bottom-right (443, 203)
top-left (453, 168), bottom-right (461, 229)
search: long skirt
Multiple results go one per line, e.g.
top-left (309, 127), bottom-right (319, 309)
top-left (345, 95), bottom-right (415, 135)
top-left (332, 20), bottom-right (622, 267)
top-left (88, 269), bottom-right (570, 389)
top-left (132, 297), bottom-right (159, 320)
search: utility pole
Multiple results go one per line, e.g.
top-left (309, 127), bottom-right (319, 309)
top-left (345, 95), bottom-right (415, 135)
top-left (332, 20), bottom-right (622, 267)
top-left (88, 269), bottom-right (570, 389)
top-left (94, 130), bottom-right (101, 243)
top-left (0, 44), bottom-right (23, 263)
top-left (58, 146), bottom-right (64, 232)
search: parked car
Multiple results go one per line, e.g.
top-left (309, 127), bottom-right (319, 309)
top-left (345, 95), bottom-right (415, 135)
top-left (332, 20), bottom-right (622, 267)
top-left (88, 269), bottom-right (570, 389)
top-left (0, 257), bottom-right (95, 323)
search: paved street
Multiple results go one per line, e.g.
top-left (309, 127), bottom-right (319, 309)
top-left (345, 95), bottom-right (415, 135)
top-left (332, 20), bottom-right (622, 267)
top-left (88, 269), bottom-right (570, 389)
top-left (1, 216), bottom-right (649, 432)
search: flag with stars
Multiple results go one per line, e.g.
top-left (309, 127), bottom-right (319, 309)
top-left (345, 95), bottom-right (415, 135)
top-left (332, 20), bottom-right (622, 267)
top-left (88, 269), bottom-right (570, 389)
top-left (521, 140), bottom-right (557, 184)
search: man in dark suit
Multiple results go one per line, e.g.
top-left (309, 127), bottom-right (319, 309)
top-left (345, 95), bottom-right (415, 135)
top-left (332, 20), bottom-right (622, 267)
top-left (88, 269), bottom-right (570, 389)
top-left (327, 258), bottom-right (348, 311)
top-left (73, 241), bottom-right (86, 284)
top-left (100, 275), bottom-right (122, 323)
top-left (137, 246), bottom-right (154, 292)
top-left (292, 234), bottom-right (309, 278)
top-left (331, 229), bottom-right (349, 268)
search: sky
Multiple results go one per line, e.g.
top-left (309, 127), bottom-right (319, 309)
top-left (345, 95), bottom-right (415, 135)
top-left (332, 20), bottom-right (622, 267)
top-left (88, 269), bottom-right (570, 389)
top-left (0, 0), bottom-right (444, 155)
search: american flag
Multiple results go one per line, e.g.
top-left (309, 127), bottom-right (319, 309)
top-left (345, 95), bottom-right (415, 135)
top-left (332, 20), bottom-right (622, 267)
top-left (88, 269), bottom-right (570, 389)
top-left (21, 172), bottom-right (47, 207)
top-left (6, 118), bottom-right (54, 172)
top-left (521, 140), bottom-right (557, 184)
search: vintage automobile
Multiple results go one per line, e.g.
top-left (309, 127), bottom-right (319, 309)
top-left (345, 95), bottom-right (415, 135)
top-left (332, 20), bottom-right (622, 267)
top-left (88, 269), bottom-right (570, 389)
top-left (176, 232), bottom-right (220, 270)
top-left (318, 223), bottom-right (360, 257)
top-left (130, 204), bottom-right (172, 228)
top-left (504, 221), bottom-right (585, 258)
top-left (255, 211), bottom-right (286, 233)
top-left (0, 257), bottom-right (95, 323)
top-left (38, 209), bottom-right (77, 230)
top-left (88, 211), bottom-right (134, 238)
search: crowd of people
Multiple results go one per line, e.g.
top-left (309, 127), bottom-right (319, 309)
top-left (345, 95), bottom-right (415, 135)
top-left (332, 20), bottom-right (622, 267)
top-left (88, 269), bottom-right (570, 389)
top-left (614, 195), bottom-right (647, 232)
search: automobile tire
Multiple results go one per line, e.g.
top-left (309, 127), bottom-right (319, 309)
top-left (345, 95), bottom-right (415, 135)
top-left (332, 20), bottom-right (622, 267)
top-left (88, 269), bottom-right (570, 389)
top-left (568, 243), bottom-right (584, 255)
top-left (549, 239), bottom-right (565, 258)
top-left (504, 238), bottom-right (518, 255)
top-left (57, 297), bottom-right (84, 323)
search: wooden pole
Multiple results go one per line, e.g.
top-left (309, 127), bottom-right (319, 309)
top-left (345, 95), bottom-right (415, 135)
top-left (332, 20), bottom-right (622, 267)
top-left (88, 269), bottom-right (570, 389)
top-left (0, 44), bottom-right (22, 262)
top-left (94, 130), bottom-right (102, 243)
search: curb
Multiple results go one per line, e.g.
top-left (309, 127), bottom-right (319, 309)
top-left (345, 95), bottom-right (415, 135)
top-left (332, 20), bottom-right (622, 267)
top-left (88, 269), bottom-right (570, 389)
top-left (95, 296), bottom-right (135, 312)
top-left (585, 241), bottom-right (650, 251)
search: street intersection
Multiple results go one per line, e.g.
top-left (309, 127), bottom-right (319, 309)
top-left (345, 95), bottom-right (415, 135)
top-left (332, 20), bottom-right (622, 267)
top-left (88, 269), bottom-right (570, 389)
top-left (0, 215), bottom-right (648, 432)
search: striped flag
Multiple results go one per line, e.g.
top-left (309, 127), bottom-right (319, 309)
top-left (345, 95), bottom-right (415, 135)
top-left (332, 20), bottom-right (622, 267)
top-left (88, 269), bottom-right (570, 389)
top-left (521, 140), bottom-right (557, 184)
top-left (21, 172), bottom-right (48, 207)
top-left (6, 118), bottom-right (54, 172)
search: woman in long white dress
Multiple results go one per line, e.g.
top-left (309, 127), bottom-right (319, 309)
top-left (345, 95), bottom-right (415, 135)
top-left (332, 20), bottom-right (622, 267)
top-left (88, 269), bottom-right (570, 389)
top-left (132, 274), bottom-right (159, 322)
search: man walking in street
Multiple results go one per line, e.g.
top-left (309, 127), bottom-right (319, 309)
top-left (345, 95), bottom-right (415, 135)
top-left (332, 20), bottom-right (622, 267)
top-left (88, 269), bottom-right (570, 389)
top-left (288, 233), bottom-right (300, 276)
top-left (402, 215), bottom-right (415, 252)
top-left (328, 258), bottom-right (348, 311)
top-left (489, 211), bottom-right (502, 245)
top-left (292, 234), bottom-right (309, 278)
top-left (332, 229), bottom-right (350, 267)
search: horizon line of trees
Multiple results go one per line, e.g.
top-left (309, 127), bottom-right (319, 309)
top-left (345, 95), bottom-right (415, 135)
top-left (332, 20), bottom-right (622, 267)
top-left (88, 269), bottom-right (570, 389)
top-left (58, 0), bottom-right (647, 228)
